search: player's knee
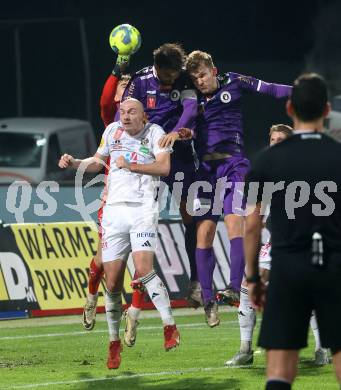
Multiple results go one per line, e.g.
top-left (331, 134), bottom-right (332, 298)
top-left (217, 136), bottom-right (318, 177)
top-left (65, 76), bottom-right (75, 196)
top-left (196, 224), bottom-right (215, 247)
top-left (134, 264), bottom-right (153, 278)
top-left (106, 279), bottom-right (122, 293)
top-left (225, 215), bottom-right (244, 239)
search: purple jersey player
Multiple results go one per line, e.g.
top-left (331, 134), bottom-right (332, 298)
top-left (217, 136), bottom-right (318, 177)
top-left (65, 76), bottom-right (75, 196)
top-left (183, 50), bottom-right (292, 327)
top-left (122, 44), bottom-right (202, 308)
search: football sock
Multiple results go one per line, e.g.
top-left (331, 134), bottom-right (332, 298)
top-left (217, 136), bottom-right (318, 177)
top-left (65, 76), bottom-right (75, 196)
top-left (140, 270), bottom-right (175, 326)
top-left (229, 237), bottom-right (245, 292)
top-left (88, 258), bottom-right (104, 295)
top-left (239, 286), bottom-right (256, 353)
top-left (127, 305), bottom-right (141, 321)
top-left (87, 293), bottom-right (98, 303)
top-left (132, 288), bottom-right (145, 309)
top-left (265, 379), bottom-right (291, 389)
top-left (196, 248), bottom-right (215, 304)
top-left (105, 290), bottom-right (122, 341)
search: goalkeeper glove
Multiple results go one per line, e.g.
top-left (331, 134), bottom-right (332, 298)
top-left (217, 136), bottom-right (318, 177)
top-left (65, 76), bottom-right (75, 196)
top-left (112, 54), bottom-right (130, 78)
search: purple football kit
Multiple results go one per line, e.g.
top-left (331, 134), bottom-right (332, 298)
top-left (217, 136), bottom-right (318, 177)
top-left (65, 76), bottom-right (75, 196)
top-left (123, 66), bottom-right (197, 199)
top-left (122, 66), bottom-right (198, 281)
top-left (194, 72), bottom-right (292, 302)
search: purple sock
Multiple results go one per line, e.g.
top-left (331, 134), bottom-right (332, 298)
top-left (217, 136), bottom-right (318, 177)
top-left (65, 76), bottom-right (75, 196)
top-left (184, 223), bottom-right (197, 282)
top-left (229, 237), bottom-right (245, 292)
top-left (196, 248), bottom-right (216, 304)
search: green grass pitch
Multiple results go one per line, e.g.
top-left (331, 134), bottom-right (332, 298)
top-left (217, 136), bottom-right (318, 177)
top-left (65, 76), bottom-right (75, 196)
top-left (0, 309), bottom-right (337, 389)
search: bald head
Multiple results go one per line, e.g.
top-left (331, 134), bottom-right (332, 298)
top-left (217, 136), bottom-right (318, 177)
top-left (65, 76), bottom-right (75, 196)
top-left (120, 98), bottom-right (146, 135)
top-left (121, 98), bottom-right (144, 113)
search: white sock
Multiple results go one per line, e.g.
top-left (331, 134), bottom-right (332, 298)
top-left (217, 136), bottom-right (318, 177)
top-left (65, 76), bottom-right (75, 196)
top-left (128, 305), bottom-right (141, 320)
top-left (140, 270), bottom-right (175, 326)
top-left (310, 311), bottom-right (322, 351)
top-left (238, 286), bottom-right (256, 353)
top-left (105, 290), bottom-right (122, 341)
top-left (87, 293), bottom-right (98, 303)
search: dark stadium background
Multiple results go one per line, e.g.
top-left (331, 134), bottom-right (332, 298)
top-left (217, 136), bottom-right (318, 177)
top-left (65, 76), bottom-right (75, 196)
top-left (0, 0), bottom-right (339, 160)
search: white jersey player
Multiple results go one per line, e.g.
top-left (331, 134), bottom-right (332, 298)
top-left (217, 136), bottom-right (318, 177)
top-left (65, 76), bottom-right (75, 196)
top-left (58, 99), bottom-right (180, 370)
top-left (225, 124), bottom-right (329, 367)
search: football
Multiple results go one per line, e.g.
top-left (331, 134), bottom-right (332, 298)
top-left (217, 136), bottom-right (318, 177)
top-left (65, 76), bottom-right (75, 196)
top-left (109, 23), bottom-right (141, 56)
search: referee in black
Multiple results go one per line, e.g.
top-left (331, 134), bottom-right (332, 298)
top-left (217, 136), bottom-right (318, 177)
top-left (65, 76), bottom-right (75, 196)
top-left (244, 73), bottom-right (341, 390)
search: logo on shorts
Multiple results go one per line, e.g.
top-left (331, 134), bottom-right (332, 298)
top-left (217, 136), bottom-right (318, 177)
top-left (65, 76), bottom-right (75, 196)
top-left (220, 91), bottom-right (231, 103)
top-left (137, 232), bottom-right (156, 238)
top-left (170, 89), bottom-right (180, 101)
top-left (142, 240), bottom-right (152, 247)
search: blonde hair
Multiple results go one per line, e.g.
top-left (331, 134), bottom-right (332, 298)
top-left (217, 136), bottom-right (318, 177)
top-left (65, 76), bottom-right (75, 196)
top-left (269, 124), bottom-right (293, 139)
top-left (186, 50), bottom-right (215, 73)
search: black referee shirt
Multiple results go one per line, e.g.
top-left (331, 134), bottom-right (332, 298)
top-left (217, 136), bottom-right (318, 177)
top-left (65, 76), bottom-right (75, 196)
top-left (246, 131), bottom-right (341, 253)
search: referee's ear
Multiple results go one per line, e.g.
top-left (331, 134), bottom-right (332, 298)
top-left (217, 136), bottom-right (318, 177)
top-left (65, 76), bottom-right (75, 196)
top-left (323, 102), bottom-right (331, 118)
top-left (286, 99), bottom-right (294, 119)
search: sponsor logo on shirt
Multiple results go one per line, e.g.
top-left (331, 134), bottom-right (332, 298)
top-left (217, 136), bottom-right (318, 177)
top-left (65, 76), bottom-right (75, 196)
top-left (147, 94), bottom-right (156, 109)
top-left (170, 89), bottom-right (180, 101)
top-left (127, 82), bottom-right (135, 97)
top-left (124, 152), bottom-right (138, 162)
top-left (220, 91), bottom-right (231, 103)
top-left (238, 75), bottom-right (253, 86)
top-left (140, 146), bottom-right (149, 154)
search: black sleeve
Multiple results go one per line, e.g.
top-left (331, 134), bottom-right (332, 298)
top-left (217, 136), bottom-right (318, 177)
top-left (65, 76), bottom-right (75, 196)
top-left (245, 149), bottom-right (269, 204)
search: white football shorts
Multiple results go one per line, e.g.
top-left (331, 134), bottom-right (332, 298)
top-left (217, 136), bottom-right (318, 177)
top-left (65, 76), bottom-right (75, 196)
top-left (101, 202), bottom-right (158, 262)
top-left (259, 241), bottom-right (272, 271)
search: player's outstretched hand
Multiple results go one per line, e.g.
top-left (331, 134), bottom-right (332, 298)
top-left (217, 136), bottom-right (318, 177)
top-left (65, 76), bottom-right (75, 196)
top-left (248, 281), bottom-right (267, 310)
top-left (115, 156), bottom-right (130, 170)
top-left (112, 54), bottom-right (130, 77)
top-left (159, 132), bottom-right (180, 148)
top-left (178, 127), bottom-right (193, 140)
top-left (58, 154), bottom-right (75, 169)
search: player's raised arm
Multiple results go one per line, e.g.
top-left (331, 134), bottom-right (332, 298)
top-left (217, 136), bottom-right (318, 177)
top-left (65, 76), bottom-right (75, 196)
top-left (100, 55), bottom-right (131, 126)
top-left (232, 72), bottom-right (292, 98)
top-left (171, 87), bottom-right (198, 133)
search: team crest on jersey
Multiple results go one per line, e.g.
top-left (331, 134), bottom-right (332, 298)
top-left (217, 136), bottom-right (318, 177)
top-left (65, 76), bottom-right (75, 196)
top-left (141, 137), bottom-right (149, 145)
top-left (220, 91), bottom-right (231, 103)
top-left (170, 89), bottom-right (180, 101)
